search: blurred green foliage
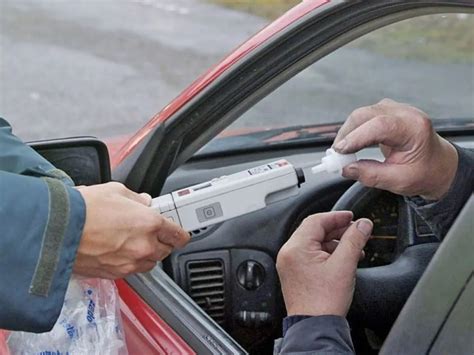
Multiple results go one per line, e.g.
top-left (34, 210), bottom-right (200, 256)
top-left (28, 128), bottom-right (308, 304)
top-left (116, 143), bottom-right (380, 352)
top-left (351, 14), bottom-right (474, 64)
top-left (210, 1), bottom-right (473, 64)
top-left (209, 0), bottom-right (299, 19)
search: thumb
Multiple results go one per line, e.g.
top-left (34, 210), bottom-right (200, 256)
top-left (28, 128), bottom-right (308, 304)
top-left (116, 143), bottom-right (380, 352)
top-left (330, 219), bottom-right (372, 272)
top-left (342, 159), bottom-right (404, 192)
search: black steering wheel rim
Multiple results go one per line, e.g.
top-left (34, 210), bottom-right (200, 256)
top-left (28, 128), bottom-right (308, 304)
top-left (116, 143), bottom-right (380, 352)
top-left (332, 182), bottom-right (440, 334)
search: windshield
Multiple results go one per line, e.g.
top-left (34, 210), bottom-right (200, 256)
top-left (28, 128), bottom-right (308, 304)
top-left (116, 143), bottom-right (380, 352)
top-left (208, 12), bottom-right (474, 153)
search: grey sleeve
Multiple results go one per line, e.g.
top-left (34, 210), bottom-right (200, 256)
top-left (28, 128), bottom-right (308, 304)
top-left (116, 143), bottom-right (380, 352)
top-left (274, 315), bottom-right (355, 354)
top-left (406, 145), bottom-right (474, 239)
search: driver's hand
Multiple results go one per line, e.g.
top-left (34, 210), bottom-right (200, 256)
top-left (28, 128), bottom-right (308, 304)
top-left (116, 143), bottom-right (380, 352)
top-left (276, 211), bottom-right (372, 317)
top-left (74, 182), bottom-right (190, 279)
top-left (333, 98), bottom-right (458, 200)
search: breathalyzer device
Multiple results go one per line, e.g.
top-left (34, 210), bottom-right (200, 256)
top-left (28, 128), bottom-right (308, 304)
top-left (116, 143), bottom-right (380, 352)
top-left (151, 160), bottom-right (306, 232)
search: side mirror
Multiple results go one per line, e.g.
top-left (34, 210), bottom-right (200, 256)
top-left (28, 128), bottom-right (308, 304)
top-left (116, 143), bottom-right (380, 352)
top-left (30, 137), bottom-right (111, 185)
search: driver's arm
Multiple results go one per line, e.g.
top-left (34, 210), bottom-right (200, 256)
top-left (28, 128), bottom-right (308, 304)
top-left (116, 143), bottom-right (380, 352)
top-left (275, 212), bottom-right (372, 354)
top-left (332, 99), bottom-right (473, 239)
top-left (404, 145), bottom-right (473, 238)
top-left (275, 100), bottom-right (472, 354)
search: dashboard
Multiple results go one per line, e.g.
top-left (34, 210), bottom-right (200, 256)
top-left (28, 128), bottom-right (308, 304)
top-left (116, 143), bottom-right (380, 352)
top-left (160, 137), bottom-right (472, 354)
top-left (357, 191), bottom-right (400, 268)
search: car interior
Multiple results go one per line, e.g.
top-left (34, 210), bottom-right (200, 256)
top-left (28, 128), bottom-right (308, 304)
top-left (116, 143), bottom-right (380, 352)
top-left (33, 133), bottom-right (473, 355)
top-left (139, 5), bottom-right (472, 354)
top-left (157, 137), bottom-right (472, 354)
top-left (28, 1), bottom-right (473, 354)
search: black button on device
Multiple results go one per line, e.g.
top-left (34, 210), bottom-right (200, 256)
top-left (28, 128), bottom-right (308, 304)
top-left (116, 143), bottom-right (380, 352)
top-left (237, 260), bottom-right (265, 290)
top-left (296, 168), bottom-right (305, 187)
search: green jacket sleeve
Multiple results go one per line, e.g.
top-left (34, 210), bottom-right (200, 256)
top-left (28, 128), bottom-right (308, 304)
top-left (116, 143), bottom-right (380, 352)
top-left (0, 118), bottom-right (86, 332)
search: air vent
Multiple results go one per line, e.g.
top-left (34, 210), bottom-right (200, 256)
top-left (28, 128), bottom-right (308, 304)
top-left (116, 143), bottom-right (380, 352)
top-left (190, 226), bottom-right (208, 238)
top-left (186, 259), bottom-right (226, 325)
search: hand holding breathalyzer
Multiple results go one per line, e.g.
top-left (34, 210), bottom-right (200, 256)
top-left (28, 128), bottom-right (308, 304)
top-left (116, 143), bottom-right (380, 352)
top-left (76, 182), bottom-right (190, 279)
top-left (333, 98), bottom-right (458, 200)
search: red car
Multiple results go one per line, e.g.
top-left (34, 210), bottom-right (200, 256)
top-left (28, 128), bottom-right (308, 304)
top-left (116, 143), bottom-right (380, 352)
top-left (2, 0), bottom-right (473, 354)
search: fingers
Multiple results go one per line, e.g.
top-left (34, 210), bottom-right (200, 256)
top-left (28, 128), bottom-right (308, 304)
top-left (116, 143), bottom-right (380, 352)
top-left (333, 98), bottom-right (412, 153)
top-left (295, 211), bottom-right (353, 244)
top-left (323, 223), bottom-right (365, 260)
top-left (325, 224), bottom-right (351, 242)
top-left (334, 115), bottom-right (409, 154)
top-left (322, 240), bottom-right (340, 254)
top-left (334, 99), bottom-right (398, 145)
top-left (334, 106), bottom-right (380, 145)
top-left (322, 240), bottom-right (365, 260)
top-left (154, 215), bottom-right (191, 248)
top-left (106, 183), bottom-right (186, 247)
top-left (150, 241), bottom-right (173, 261)
top-left (329, 219), bottom-right (372, 273)
top-left (342, 159), bottom-right (408, 192)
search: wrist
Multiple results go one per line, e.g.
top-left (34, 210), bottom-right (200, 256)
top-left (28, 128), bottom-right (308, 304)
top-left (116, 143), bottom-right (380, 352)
top-left (421, 137), bottom-right (458, 201)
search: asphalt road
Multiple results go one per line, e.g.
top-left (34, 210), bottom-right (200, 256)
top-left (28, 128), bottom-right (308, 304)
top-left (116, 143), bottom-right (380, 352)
top-left (0, 0), bottom-right (265, 141)
top-left (1, 1), bottom-right (473, 142)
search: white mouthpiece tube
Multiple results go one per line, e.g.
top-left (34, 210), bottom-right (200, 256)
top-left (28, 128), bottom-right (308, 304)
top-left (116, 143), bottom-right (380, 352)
top-left (311, 148), bottom-right (357, 175)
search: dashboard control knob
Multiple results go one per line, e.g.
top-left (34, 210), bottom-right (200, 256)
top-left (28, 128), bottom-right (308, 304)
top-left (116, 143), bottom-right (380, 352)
top-left (237, 260), bottom-right (265, 290)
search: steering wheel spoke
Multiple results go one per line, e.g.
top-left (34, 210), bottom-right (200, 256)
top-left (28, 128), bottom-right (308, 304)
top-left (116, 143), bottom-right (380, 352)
top-left (332, 182), bottom-right (440, 333)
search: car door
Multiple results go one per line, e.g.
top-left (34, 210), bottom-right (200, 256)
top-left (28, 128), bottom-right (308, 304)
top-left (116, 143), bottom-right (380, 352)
top-left (112, 1), bottom-right (473, 354)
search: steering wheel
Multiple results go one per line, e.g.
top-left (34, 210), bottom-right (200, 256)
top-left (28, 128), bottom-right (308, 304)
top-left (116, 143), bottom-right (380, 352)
top-left (332, 182), bottom-right (440, 334)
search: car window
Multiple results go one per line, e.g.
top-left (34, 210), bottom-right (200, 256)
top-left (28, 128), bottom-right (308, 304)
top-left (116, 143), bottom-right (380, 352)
top-left (0, 0), bottom-right (265, 142)
top-left (220, 13), bottom-right (474, 140)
